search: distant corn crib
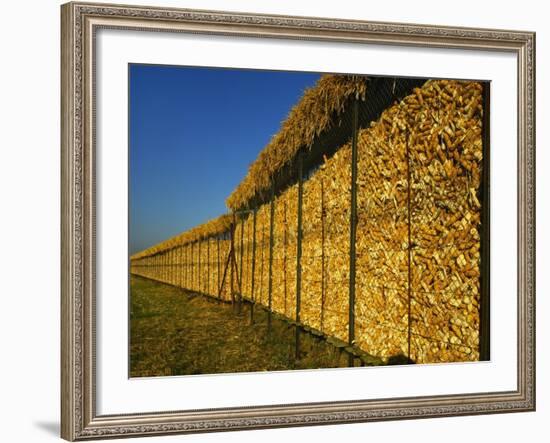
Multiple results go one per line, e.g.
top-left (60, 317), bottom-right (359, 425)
top-left (131, 75), bottom-right (489, 365)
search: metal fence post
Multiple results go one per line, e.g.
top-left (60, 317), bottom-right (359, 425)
top-left (348, 97), bottom-right (359, 367)
top-left (177, 246), bottom-right (180, 287)
top-left (162, 251), bottom-right (165, 283)
top-left (479, 82), bottom-right (491, 361)
top-left (185, 245), bottom-right (188, 289)
top-left (191, 242), bottom-right (194, 291)
top-left (250, 207), bottom-right (257, 323)
top-left (268, 183), bottom-right (275, 333)
top-left (217, 236), bottom-right (221, 300)
top-left (239, 212), bottom-right (245, 312)
top-left (170, 248), bottom-right (174, 285)
top-left (259, 225), bottom-right (265, 306)
top-left (320, 178), bottom-right (326, 332)
top-left (230, 214), bottom-right (236, 309)
top-left (406, 127), bottom-right (413, 362)
top-left (166, 250), bottom-right (169, 284)
top-left (295, 152), bottom-right (304, 360)
top-left (207, 237), bottom-right (210, 295)
top-left (201, 239), bottom-right (202, 293)
top-left (169, 249), bottom-right (172, 285)
top-left (283, 201), bottom-right (288, 317)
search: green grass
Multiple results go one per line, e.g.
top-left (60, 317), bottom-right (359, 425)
top-left (130, 275), bottom-right (380, 377)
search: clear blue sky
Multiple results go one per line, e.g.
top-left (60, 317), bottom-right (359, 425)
top-left (129, 64), bottom-right (321, 254)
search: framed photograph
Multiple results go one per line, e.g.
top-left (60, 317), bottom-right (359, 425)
top-left (61, 1), bottom-right (536, 440)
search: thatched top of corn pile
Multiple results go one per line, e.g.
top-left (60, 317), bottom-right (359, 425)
top-left (131, 214), bottom-right (232, 260)
top-left (225, 74), bottom-right (367, 211)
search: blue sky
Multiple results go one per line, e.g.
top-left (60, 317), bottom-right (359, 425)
top-left (129, 64), bottom-right (321, 254)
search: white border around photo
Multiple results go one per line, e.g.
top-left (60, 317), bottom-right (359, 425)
top-left (96, 28), bottom-right (518, 415)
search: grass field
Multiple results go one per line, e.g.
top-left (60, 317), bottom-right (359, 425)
top-left (130, 275), bottom-right (381, 377)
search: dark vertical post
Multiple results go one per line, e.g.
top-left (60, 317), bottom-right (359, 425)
top-left (177, 247), bottom-right (180, 287)
top-left (207, 237), bottom-right (210, 295)
top-left (173, 248), bottom-right (176, 285)
top-left (182, 247), bottom-right (185, 287)
top-left (176, 247), bottom-right (180, 287)
top-left (170, 248), bottom-right (174, 285)
top-left (479, 82), bottom-right (491, 361)
top-left (181, 244), bottom-right (187, 288)
top-left (348, 97), bottom-right (359, 367)
top-left (283, 201), bottom-right (288, 316)
top-left (268, 183), bottom-right (275, 333)
top-left (406, 128), bottom-right (413, 362)
top-left (217, 236), bottom-right (221, 300)
top-left (162, 252), bottom-right (165, 282)
top-left (167, 249), bottom-right (171, 284)
top-left (191, 242), bottom-right (194, 291)
top-left (246, 213), bottom-right (252, 301)
top-left (239, 212), bottom-right (245, 311)
top-left (295, 153), bottom-right (304, 360)
top-left (259, 226), bottom-right (265, 306)
top-left (250, 207), bottom-right (257, 323)
top-left (230, 214), bottom-right (236, 309)
top-left (166, 250), bottom-right (169, 284)
top-left (198, 240), bottom-right (202, 293)
top-left (320, 179), bottom-right (326, 332)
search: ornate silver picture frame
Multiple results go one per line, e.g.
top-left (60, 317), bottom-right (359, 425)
top-left (61, 1), bottom-right (535, 440)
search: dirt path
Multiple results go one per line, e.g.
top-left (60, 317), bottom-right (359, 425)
top-left (130, 275), bottom-right (354, 377)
